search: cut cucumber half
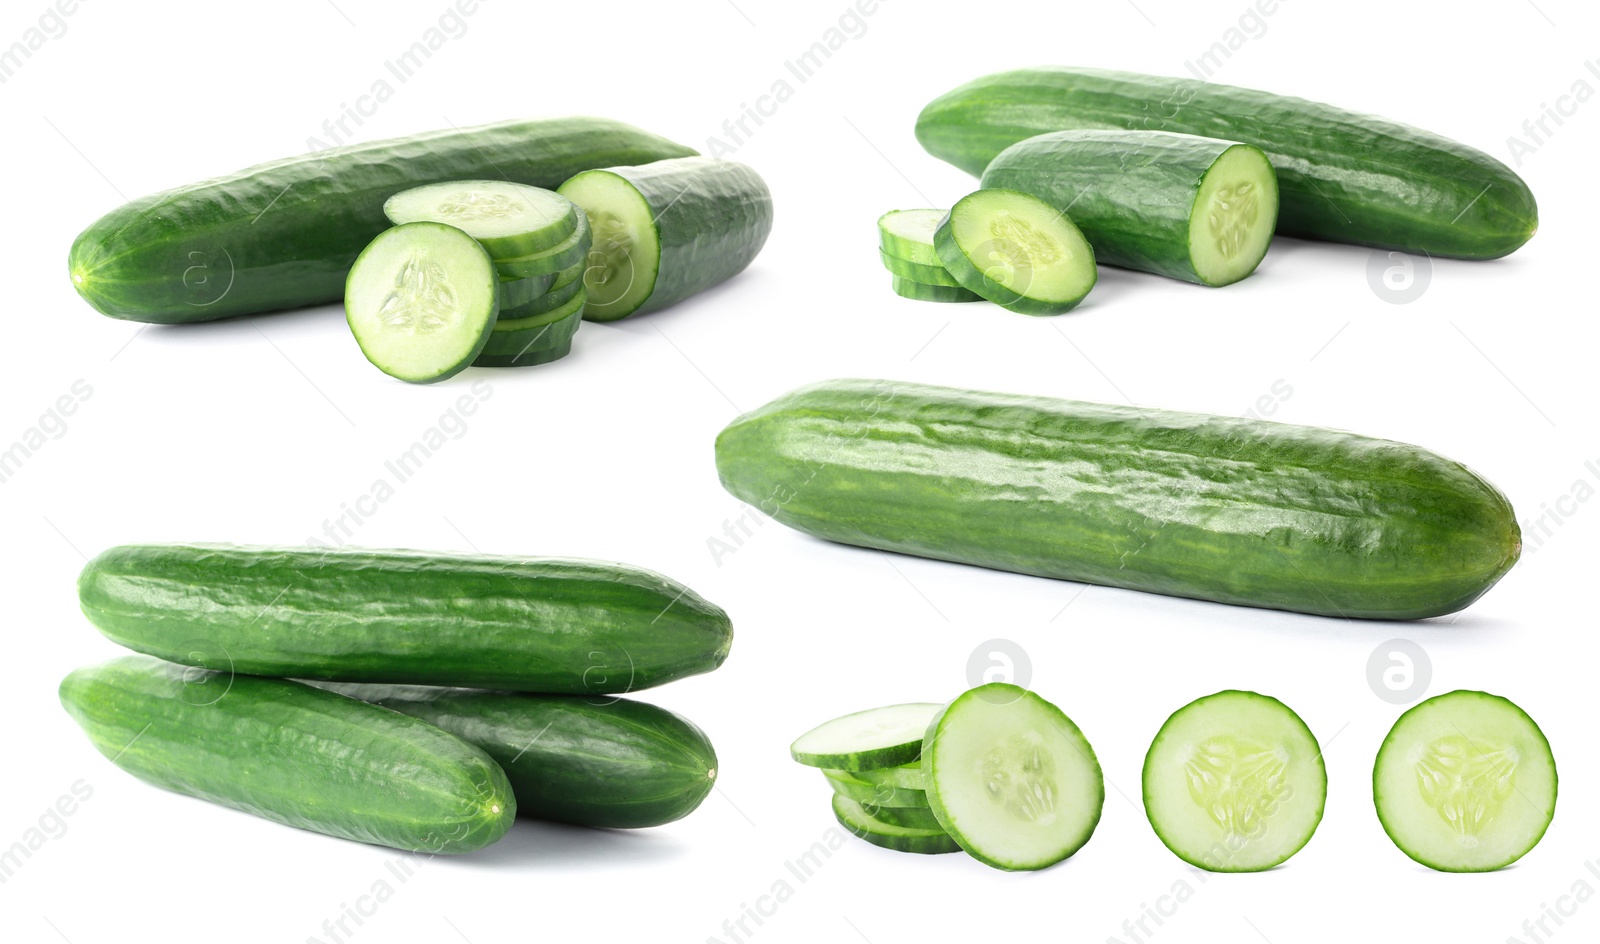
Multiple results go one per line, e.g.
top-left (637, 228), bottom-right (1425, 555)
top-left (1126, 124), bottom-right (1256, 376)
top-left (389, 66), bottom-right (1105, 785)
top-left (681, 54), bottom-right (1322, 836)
top-left (878, 209), bottom-right (946, 267)
top-left (832, 794), bottom-right (961, 855)
top-left (498, 272), bottom-right (586, 319)
top-left (922, 683), bottom-right (1104, 871)
top-left (473, 304), bottom-right (583, 369)
top-left (384, 180), bottom-right (578, 259)
top-left (880, 250), bottom-right (961, 286)
top-left (1142, 690), bottom-right (1326, 872)
top-left (891, 276), bottom-right (982, 303)
top-left (792, 702), bottom-right (943, 770)
top-left (497, 273), bottom-right (555, 309)
top-left (823, 769), bottom-right (930, 809)
top-left (345, 222), bottom-right (498, 384)
top-left (1374, 690), bottom-right (1556, 872)
top-left (863, 802), bottom-right (943, 830)
top-left (934, 189), bottom-right (1097, 315)
top-left (493, 208), bottom-right (592, 279)
top-left (852, 761), bottom-right (926, 791)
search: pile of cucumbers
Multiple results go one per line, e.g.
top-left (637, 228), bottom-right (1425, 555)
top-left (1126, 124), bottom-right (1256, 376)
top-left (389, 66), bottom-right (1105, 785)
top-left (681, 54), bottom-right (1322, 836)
top-left (60, 543), bottom-right (734, 854)
top-left (883, 67), bottom-right (1537, 313)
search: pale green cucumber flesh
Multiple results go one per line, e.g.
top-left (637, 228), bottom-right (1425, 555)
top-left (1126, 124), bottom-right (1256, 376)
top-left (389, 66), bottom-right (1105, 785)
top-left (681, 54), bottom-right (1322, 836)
top-left (559, 170), bottom-right (660, 319)
top-left (890, 276), bottom-right (982, 303)
top-left (934, 189), bottom-right (1096, 315)
top-left (832, 794), bottom-right (962, 855)
top-left (852, 760), bottom-right (927, 791)
top-left (492, 208), bottom-right (592, 278)
top-left (384, 179), bottom-right (577, 258)
top-left (791, 702), bottom-right (943, 769)
top-left (878, 209), bottom-right (946, 267)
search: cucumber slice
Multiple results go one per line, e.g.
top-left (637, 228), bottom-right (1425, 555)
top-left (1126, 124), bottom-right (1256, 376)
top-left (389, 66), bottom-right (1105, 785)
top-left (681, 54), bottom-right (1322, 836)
top-left (832, 794), bottom-right (961, 855)
top-left (344, 222), bottom-right (498, 384)
top-left (934, 189), bottom-right (1097, 315)
top-left (497, 273), bottom-right (555, 309)
top-left (497, 272), bottom-right (586, 320)
top-left (1142, 690), bottom-right (1326, 872)
top-left (851, 761), bottom-right (926, 791)
top-left (922, 683), bottom-right (1104, 871)
top-left (472, 303), bottom-right (583, 369)
top-left (823, 769), bottom-right (930, 809)
top-left (384, 180), bottom-right (577, 259)
top-left (891, 276), bottom-right (983, 303)
top-left (493, 209), bottom-right (592, 279)
top-left (1374, 690), bottom-right (1556, 872)
top-left (549, 259), bottom-right (586, 292)
top-left (791, 702), bottom-right (943, 770)
top-left (880, 250), bottom-right (962, 286)
top-left (863, 802), bottom-right (943, 830)
top-left (878, 209), bottom-right (945, 267)
top-left (493, 287), bottom-right (588, 332)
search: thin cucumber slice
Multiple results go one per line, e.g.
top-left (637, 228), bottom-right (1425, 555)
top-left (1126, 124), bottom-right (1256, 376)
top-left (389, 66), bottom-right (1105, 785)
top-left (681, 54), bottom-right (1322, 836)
top-left (863, 802), bottom-right (944, 830)
top-left (791, 702), bottom-right (943, 770)
top-left (493, 288), bottom-right (588, 332)
top-left (345, 222), bottom-right (498, 384)
top-left (497, 272), bottom-right (585, 319)
top-left (549, 259), bottom-right (586, 292)
top-left (923, 683), bottom-right (1104, 871)
top-left (878, 209), bottom-right (946, 267)
top-left (880, 250), bottom-right (962, 286)
top-left (1142, 690), bottom-right (1326, 872)
top-left (851, 761), bottom-right (926, 791)
top-left (832, 794), bottom-right (961, 855)
top-left (934, 189), bottom-right (1097, 315)
top-left (472, 304), bottom-right (583, 369)
top-left (823, 769), bottom-right (930, 809)
top-left (1374, 690), bottom-right (1556, 872)
top-left (891, 276), bottom-right (983, 303)
top-left (493, 209), bottom-right (592, 279)
top-left (497, 273), bottom-right (555, 309)
top-left (385, 180), bottom-right (578, 259)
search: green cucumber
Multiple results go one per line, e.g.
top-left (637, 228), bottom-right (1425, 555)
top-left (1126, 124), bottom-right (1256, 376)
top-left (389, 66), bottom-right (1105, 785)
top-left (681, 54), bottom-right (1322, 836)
top-left (558, 157), bottom-right (773, 321)
top-left (852, 761), bottom-right (926, 791)
top-left (714, 379), bottom-right (1520, 620)
top-left (498, 270), bottom-right (586, 318)
top-left (877, 209), bottom-right (945, 267)
top-left (60, 656), bottom-right (514, 853)
top-left (1374, 690), bottom-right (1556, 872)
top-left (934, 190), bottom-right (1097, 314)
top-left (498, 273), bottom-right (556, 309)
top-left (1143, 690), bottom-right (1325, 872)
top-left (78, 544), bottom-right (733, 694)
top-left (473, 297), bottom-right (585, 368)
top-left (890, 276), bottom-right (982, 303)
top-left (310, 684), bottom-right (717, 829)
top-left (791, 702), bottom-right (943, 769)
top-left (69, 117), bottom-right (697, 322)
top-left (862, 802), bottom-right (943, 830)
top-left (915, 68), bottom-right (1536, 258)
top-left (344, 222), bottom-right (498, 384)
top-left (832, 794), bottom-right (961, 855)
top-left (549, 258), bottom-right (586, 292)
top-left (384, 180), bottom-right (578, 259)
top-left (879, 250), bottom-right (961, 286)
top-left (823, 769), bottom-right (931, 809)
top-left (981, 131), bottom-right (1278, 286)
top-left (922, 683), bottom-right (1104, 871)
top-left (493, 206), bottom-right (591, 279)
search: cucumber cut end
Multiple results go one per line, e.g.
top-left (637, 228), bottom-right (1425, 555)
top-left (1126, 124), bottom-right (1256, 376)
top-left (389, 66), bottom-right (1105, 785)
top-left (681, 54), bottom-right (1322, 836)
top-left (791, 702), bottom-right (943, 770)
top-left (558, 171), bottom-right (660, 322)
top-left (345, 223), bottom-right (498, 384)
top-left (1188, 145), bottom-right (1278, 286)
top-left (936, 190), bottom-right (1097, 316)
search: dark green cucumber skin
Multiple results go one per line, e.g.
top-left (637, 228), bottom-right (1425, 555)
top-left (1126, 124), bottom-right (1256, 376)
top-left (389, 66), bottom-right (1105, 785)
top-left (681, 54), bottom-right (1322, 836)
top-left (573, 157), bottom-right (772, 321)
top-left (715, 380), bottom-right (1520, 620)
top-left (981, 131), bottom-right (1274, 284)
top-left (474, 307), bottom-right (583, 367)
top-left (916, 68), bottom-right (1536, 259)
top-left (69, 118), bottom-right (697, 323)
top-left (78, 544), bottom-right (733, 693)
top-left (59, 656), bottom-right (515, 853)
top-left (312, 684), bottom-right (718, 829)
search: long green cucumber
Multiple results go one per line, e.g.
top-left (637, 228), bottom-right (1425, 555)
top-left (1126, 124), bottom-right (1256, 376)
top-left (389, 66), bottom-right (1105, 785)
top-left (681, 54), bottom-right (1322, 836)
top-left (78, 544), bottom-right (733, 693)
top-left (916, 68), bottom-right (1537, 258)
top-left (59, 656), bottom-right (515, 853)
top-left (312, 684), bottom-right (718, 829)
top-left (69, 117), bottom-right (697, 323)
top-left (714, 380), bottom-right (1520, 620)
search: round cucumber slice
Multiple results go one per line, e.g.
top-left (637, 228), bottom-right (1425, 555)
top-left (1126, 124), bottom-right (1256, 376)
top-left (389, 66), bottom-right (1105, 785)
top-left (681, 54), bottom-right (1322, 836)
top-left (880, 250), bottom-right (961, 287)
top-left (922, 683), bottom-right (1104, 871)
top-left (1142, 690), bottom-right (1326, 872)
top-left (862, 802), bottom-right (943, 830)
top-left (878, 209), bottom-right (945, 267)
top-left (1188, 144), bottom-right (1278, 286)
top-left (497, 272), bottom-right (586, 319)
top-left (832, 794), bottom-right (961, 855)
top-left (934, 189), bottom-right (1097, 316)
top-left (549, 258), bottom-right (586, 292)
top-left (558, 171), bottom-right (659, 321)
top-left (384, 180), bottom-right (578, 259)
top-left (851, 761), bottom-right (926, 791)
top-left (344, 222), bottom-right (498, 384)
top-left (497, 273), bottom-right (555, 310)
top-left (823, 769), bottom-right (930, 809)
top-left (493, 209), bottom-right (592, 279)
top-left (791, 702), bottom-right (943, 770)
top-left (473, 304), bottom-right (583, 369)
top-left (492, 287), bottom-right (588, 332)
top-left (891, 276), bottom-right (982, 303)
top-left (1374, 690), bottom-right (1556, 872)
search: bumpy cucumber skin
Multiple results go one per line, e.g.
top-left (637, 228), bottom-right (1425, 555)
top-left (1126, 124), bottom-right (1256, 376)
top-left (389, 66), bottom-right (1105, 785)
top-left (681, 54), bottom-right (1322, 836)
top-left (78, 544), bottom-right (733, 693)
top-left (981, 131), bottom-right (1277, 285)
top-left (1373, 690), bottom-right (1557, 872)
top-left (564, 157), bottom-right (773, 321)
top-left (59, 656), bottom-right (515, 853)
top-left (715, 380), bottom-right (1521, 620)
top-left (69, 117), bottom-right (697, 323)
top-left (313, 684), bottom-right (718, 829)
top-left (832, 795), bottom-right (961, 855)
top-left (915, 68), bottom-right (1536, 259)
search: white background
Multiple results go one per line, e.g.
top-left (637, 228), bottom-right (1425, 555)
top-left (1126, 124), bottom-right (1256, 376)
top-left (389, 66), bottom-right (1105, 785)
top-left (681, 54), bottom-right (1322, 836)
top-left (2, 0), bottom-right (1596, 941)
